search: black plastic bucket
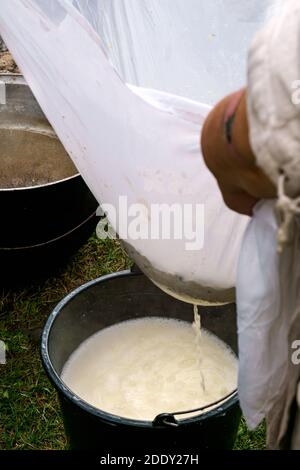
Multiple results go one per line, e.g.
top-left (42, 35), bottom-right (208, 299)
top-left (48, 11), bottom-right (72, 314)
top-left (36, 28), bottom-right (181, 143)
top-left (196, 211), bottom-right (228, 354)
top-left (41, 270), bottom-right (241, 451)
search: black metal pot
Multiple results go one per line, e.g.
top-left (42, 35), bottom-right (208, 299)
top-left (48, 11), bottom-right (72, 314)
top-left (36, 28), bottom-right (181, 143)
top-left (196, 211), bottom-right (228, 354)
top-left (0, 75), bottom-right (99, 283)
top-left (41, 270), bottom-right (241, 451)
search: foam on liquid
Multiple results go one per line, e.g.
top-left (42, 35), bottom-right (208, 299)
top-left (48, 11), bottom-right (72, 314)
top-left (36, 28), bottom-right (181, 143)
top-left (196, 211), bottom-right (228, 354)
top-left (61, 316), bottom-right (237, 421)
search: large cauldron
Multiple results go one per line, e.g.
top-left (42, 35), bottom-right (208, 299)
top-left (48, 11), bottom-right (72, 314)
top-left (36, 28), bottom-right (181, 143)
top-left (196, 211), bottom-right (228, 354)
top-left (41, 270), bottom-right (241, 451)
top-left (0, 74), bottom-right (99, 283)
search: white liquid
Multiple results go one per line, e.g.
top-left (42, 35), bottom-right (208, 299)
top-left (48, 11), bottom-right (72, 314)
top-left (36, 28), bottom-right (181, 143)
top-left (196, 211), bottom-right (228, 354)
top-left (61, 317), bottom-right (237, 421)
top-left (192, 305), bottom-right (206, 392)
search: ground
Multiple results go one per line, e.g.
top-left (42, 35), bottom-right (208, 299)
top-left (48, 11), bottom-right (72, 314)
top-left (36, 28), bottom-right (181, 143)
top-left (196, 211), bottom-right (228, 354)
top-left (0, 38), bottom-right (19, 73)
top-left (0, 40), bottom-right (265, 450)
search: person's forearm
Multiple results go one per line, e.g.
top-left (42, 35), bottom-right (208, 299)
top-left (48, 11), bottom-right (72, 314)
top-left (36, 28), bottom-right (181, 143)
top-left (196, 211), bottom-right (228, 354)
top-left (201, 89), bottom-right (276, 215)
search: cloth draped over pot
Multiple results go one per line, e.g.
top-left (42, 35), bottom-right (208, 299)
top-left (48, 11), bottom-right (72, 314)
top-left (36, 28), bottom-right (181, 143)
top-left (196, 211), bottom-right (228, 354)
top-left (0, 0), bottom-right (261, 305)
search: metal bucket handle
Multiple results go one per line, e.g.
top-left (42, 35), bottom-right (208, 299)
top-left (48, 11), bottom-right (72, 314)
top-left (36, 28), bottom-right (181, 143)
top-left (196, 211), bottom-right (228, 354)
top-left (152, 388), bottom-right (237, 427)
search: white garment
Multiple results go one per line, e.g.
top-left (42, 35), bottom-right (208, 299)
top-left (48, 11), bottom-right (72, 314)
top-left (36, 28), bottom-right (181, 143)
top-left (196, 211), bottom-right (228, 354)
top-left (236, 201), bottom-right (283, 429)
top-left (237, 199), bottom-right (300, 448)
top-left (247, 0), bottom-right (300, 198)
top-left (239, 0), bottom-right (300, 447)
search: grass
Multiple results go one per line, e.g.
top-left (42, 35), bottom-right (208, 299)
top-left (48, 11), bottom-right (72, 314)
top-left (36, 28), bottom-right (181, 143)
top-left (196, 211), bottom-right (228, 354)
top-left (235, 419), bottom-right (266, 450)
top-left (0, 235), bottom-right (265, 450)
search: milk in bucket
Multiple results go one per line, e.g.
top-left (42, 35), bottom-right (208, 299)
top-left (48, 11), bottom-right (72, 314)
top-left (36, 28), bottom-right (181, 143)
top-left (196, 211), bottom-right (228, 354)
top-left (61, 316), bottom-right (237, 421)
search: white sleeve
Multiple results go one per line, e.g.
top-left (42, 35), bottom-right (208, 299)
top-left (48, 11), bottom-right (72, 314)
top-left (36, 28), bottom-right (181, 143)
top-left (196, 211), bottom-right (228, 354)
top-left (247, 0), bottom-right (300, 198)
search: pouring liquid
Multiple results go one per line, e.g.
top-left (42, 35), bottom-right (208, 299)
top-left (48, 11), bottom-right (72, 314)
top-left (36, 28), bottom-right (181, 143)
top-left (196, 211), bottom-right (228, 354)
top-left (192, 305), bottom-right (206, 392)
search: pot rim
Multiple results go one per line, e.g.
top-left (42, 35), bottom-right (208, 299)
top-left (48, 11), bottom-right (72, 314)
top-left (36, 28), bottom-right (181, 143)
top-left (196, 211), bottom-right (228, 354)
top-left (0, 211), bottom-right (97, 251)
top-left (41, 270), bottom-right (239, 428)
top-left (0, 173), bottom-right (81, 192)
top-left (0, 73), bottom-right (80, 191)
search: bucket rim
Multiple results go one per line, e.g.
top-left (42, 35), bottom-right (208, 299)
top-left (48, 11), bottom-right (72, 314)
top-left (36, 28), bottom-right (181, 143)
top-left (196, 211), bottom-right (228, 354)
top-left (41, 270), bottom-right (239, 428)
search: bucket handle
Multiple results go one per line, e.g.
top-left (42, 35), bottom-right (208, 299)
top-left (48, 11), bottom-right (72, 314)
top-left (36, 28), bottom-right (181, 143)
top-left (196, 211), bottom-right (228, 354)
top-left (152, 389), bottom-right (237, 428)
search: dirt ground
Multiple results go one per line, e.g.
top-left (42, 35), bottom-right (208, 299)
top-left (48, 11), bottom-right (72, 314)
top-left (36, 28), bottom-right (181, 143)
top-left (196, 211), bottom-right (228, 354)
top-left (0, 38), bottom-right (19, 73)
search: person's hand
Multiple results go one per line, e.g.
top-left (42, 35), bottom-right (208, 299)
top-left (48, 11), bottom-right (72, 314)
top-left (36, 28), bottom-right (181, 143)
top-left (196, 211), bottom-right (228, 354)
top-left (201, 89), bottom-right (276, 216)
